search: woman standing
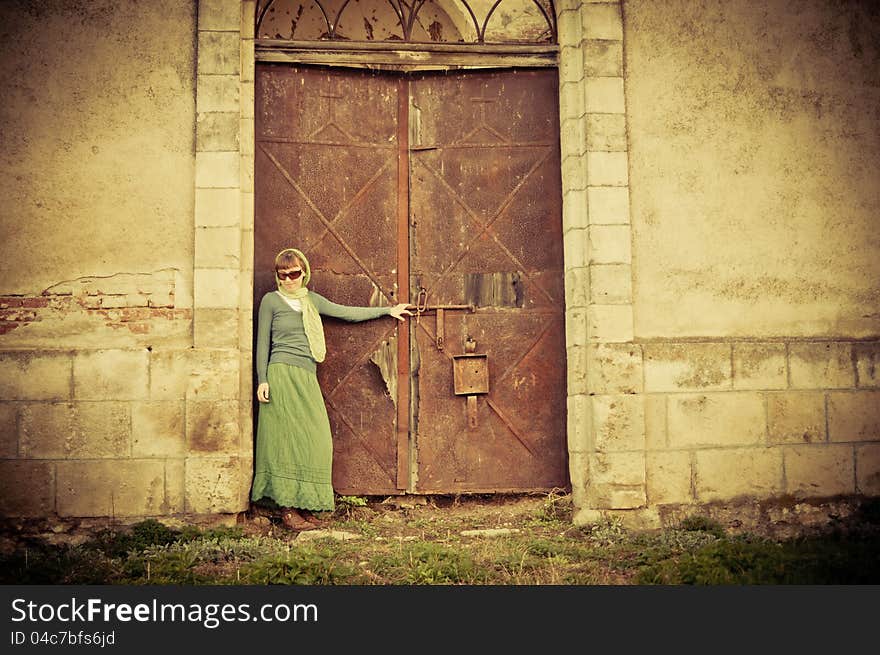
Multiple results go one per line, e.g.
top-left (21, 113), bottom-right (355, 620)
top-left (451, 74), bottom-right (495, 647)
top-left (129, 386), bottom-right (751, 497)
top-left (251, 247), bottom-right (412, 531)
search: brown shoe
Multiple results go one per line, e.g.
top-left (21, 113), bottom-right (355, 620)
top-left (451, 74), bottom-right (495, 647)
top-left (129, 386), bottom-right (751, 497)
top-left (281, 509), bottom-right (317, 531)
top-left (301, 510), bottom-right (326, 527)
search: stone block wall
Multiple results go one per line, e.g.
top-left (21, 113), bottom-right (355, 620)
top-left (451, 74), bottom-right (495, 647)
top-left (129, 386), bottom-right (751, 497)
top-left (0, 0), bottom-right (254, 520)
top-left (560, 0), bottom-right (880, 525)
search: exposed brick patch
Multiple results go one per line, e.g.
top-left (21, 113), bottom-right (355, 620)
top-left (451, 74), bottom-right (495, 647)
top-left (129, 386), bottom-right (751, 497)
top-left (1, 270), bottom-right (188, 336)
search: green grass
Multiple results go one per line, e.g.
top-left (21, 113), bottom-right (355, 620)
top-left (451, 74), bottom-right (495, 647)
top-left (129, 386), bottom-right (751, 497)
top-left (2, 497), bottom-right (878, 585)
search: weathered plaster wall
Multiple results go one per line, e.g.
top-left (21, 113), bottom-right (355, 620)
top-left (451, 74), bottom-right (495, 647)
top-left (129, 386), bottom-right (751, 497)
top-left (564, 0), bottom-right (880, 528)
top-left (0, 0), bottom-right (196, 296)
top-left (625, 0), bottom-right (880, 338)
top-left (0, 0), bottom-right (255, 520)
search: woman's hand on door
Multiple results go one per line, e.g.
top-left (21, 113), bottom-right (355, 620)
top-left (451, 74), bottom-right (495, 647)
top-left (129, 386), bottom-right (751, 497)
top-left (389, 303), bottom-right (415, 321)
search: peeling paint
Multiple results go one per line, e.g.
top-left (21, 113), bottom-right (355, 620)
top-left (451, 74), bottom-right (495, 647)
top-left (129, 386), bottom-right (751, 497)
top-left (370, 335), bottom-right (398, 407)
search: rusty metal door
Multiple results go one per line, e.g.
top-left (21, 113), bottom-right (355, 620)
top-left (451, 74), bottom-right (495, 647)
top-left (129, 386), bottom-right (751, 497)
top-left (408, 69), bottom-right (568, 492)
top-left (255, 64), bottom-right (406, 494)
top-left (255, 64), bottom-right (567, 495)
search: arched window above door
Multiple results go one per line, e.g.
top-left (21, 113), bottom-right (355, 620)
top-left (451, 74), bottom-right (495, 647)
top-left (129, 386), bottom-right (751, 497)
top-left (255, 0), bottom-right (557, 44)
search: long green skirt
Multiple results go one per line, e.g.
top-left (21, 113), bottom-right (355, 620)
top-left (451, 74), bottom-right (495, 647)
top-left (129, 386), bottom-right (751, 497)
top-left (251, 362), bottom-right (335, 511)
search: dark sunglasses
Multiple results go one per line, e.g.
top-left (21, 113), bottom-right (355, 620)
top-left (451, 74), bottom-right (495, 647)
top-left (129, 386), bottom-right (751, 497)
top-left (277, 269), bottom-right (303, 281)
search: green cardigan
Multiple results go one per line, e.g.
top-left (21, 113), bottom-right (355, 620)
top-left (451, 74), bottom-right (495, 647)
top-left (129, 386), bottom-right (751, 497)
top-left (256, 290), bottom-right (392, 383)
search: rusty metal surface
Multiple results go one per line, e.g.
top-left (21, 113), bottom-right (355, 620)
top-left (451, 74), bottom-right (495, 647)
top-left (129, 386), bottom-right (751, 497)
top-left (409, 68), bottom-right (567, 493)
top-left (255, 63), bottom-right (566, 496)
top-left (255, 64), bottom-right (404, 494)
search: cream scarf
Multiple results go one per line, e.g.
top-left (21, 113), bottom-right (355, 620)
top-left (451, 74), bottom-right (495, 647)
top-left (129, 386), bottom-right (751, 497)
top-left (274, 248), bottom-right (326, 363)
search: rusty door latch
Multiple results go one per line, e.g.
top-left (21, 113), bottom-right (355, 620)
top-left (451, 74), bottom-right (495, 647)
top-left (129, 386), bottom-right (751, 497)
top-left (414, 287), bottom-right (474, 351)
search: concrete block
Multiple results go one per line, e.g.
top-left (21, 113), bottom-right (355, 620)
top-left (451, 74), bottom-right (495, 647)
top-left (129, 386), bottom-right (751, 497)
top-left (783, 444), bottom-right (854, 497)
top-left (586, 342), bottom-right (643, 394)
top-left (240, 117), bottom-right (255, 156)
top-left (186, 400), bottom-right (241, 453)
top-left (589, 451), bottom-right (646, 509)
top-left (590, 451), bottom-right (645, 486)
top-left (150, 350), bottom-right (189, 400)
top-left (241, 81), bottom-right (254, 119)
top-left (194, 268), bottom-right (240, 308)
top-left (647, 451), bottom-right (692, 505)
top-left (196, 75), bottom-right (240, 113)
top-left (0, 403), bottom-right (17, 457)
top-left (567, 393), bottom-right (592, 453)
top-left (562, 155), bottom-right (587, 191)
top-left (590, 263), bottom-right (632, 304)
top-left (195, 227), bottom-right (241, 268)
top-left (238, 263), bottom-right (254, 309)
top-left (694, 448), bottom-right (784, 502)
top-left (644, 394), bottom-right (667, 450)
top-left (56, 460), bottom-right (166, 517)
top-left (194, 308), bottom-right (240, 349)
top-left (789, 342), bottom-right (854, 389)
top-left (564, 267), bottom-right (589, 309)
top-left (0, 461), bottom-right (54, 516)
top-left (593, 394), bottom-right (645, 452)
top-left (241, 0), bottom-right (257, 38)
top-left (566, 307), bottom-right (588, 348)
top-left (767, 392), bottom-right (826, 444)
top-left (854, 342), bottom-right (880, 388)
top-left (241, 193), bottom-right (254, 234)
top-left (856, 444), bottom-right (880, 495)
top-left (132, 401), bottom-right (185, 457)
top-left (582, 2), bottom-right (623, 40)
top-left (828, 391), bottom-right (880, 442)
top-left (668, 393), bottom-right (766, 448)
top-left (241, 37), bottom-right (255, 83)
top-left (589, 225), bottom-right (631, 264)
top-left (563, 228), bottom-right (588, 270)
top-left (198, 0), bottom-right (242, 31)
top-left (585, 77), bottom-right (625, 114)
top-left (568, 450), bottom-right (589, 508)
top-left (588, 186), bottom-right (630, 224)
top-left (0, 352), bottom-right (72, 400)
top-left (73, 349), bottom-right (149, 401)
top-left (559, 46), bottom-right (585, 84)
top-left (588, 304), bottom-right (633, 342)
top-left (586, 113), bottom-right (627, 152)
top-left (567, 345), bottom-right (588, 395)
top-left (185, 457), bottom-right (248, 513)
top-left (559, 81), bottom-right (585, 121)
top-left (556, 6), bottom-right (583, 47)
top-left (592, 486), bottom-right (645, 510)
top-left (187, 349), bottom-right (240, 399)
top-left (241, 152), bottom-right (254, 193)
top-left (644, 342), bottom-right (732, 392)
top-left (197, 31), bottom-right (240, 75)
top-left (196, 111), bottom-right (240, 152)
top-left (164, 459), bottom-right (186, 514)
top-left (583, 40), bottom-right (623, 77)
top-left (241, 228), bottom-right (255, 276)
top-left (239, 308), bottom-right (254, 351)
top-left (733, 343), bottom-right (787, 390)
top-left (20, 402), bottom-right (130, 458)
top-left (561, 116), bottom-right (587, 159)
top-left (587, 151), bottom-right (628, 186)
top-left (195, 151), bottom-right (240, 188)
top-left (563, 188), bottom-right (589, 230)
top-left (195, 188), bottom-right (241, 230)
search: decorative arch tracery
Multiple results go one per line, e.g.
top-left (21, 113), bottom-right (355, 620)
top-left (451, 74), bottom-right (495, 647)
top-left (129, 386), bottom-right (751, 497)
top-left (255, 0), bottom-right (557, 44)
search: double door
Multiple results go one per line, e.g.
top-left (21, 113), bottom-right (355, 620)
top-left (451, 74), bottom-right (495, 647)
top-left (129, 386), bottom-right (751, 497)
top-left (255, 63), bottom-right (567, 494)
